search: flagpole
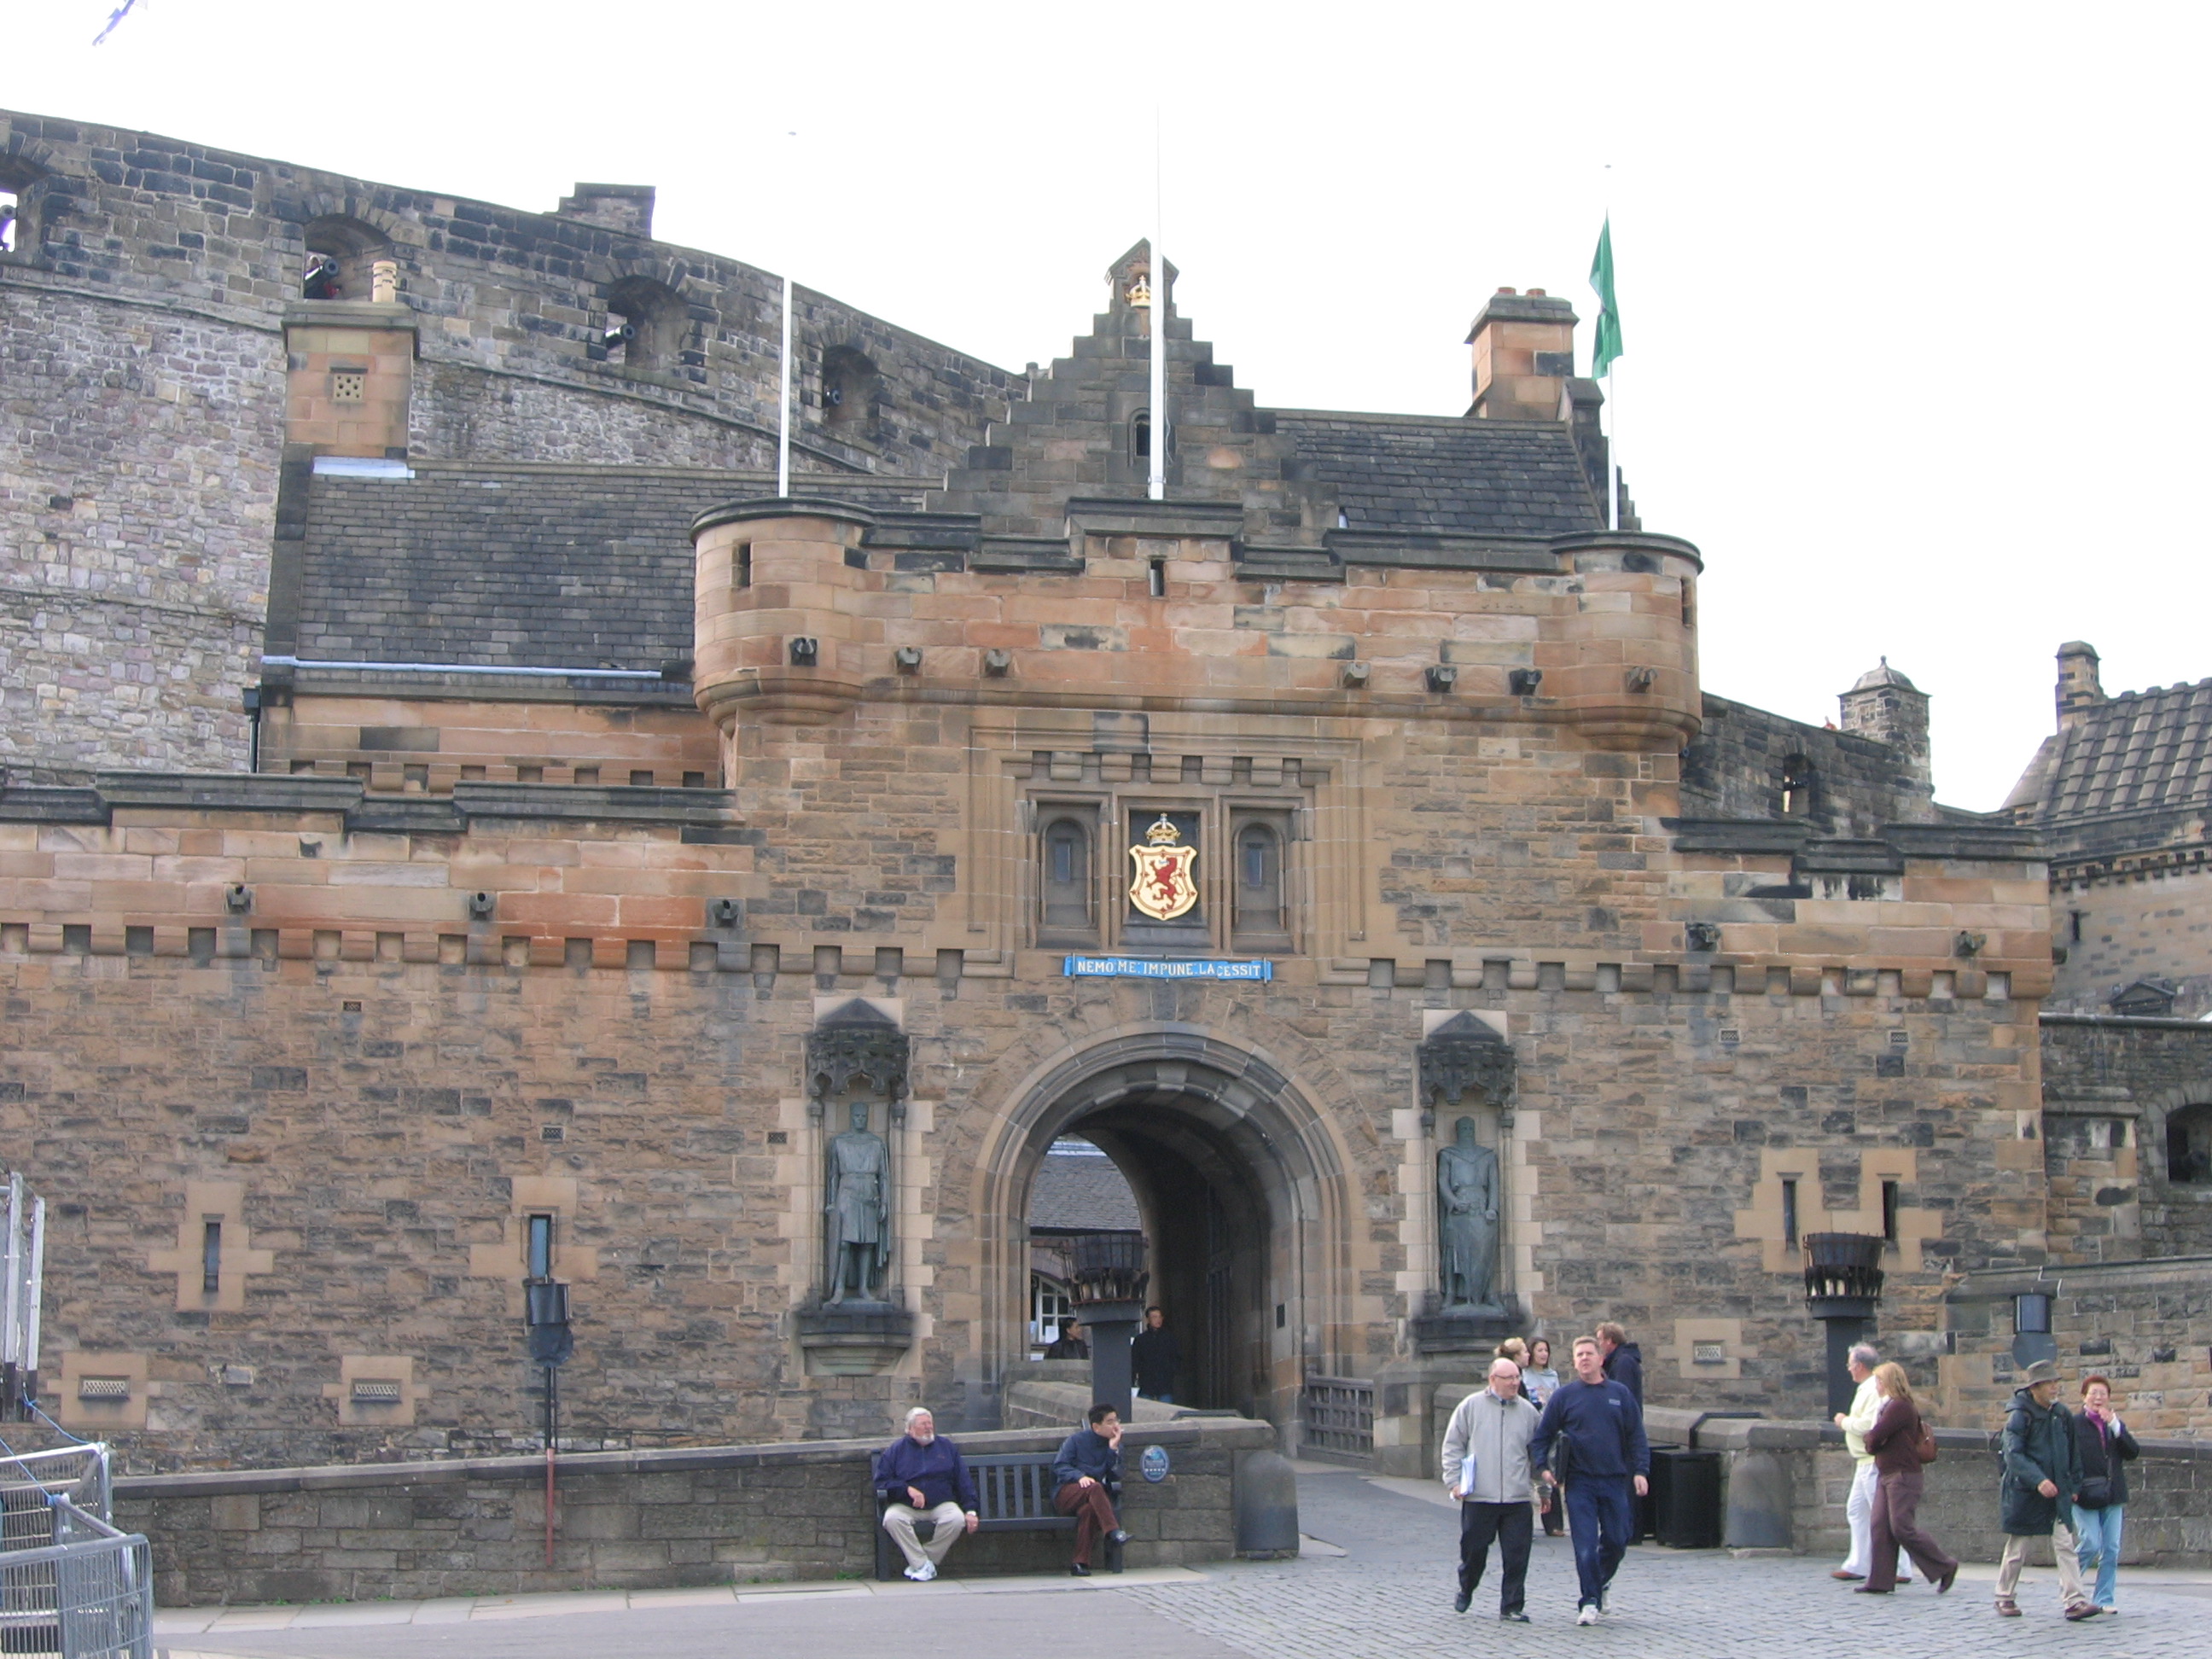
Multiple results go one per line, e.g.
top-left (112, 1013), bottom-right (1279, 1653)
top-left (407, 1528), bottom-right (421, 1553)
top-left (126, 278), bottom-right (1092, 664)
top-left (1149, 107), bottom-right (1166, 504)
top-left (1608, 355), bottom-right (1619, 532)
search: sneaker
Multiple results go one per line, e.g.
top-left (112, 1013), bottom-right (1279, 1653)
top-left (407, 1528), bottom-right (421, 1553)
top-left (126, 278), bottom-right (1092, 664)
top-left (1576, 1605), bottom-right (1598, 1627)
top-left (902, 1562), bottom-right (931, 1581)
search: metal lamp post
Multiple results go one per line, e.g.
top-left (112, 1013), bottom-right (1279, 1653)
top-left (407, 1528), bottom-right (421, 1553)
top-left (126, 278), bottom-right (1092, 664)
top-left (1802, 1232), bottom-right (1884, 1417)
top-left (1067, 1232), bottom-right (1149, 1418)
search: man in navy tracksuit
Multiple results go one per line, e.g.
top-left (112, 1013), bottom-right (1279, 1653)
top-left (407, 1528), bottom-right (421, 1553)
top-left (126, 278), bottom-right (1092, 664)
top-left (1528, 1335), bottom-right (1650, 1626)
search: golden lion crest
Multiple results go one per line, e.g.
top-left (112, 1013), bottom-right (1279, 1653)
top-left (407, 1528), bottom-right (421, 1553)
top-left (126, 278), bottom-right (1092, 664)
top-left (1127, 815), bottom-right (1198, 922)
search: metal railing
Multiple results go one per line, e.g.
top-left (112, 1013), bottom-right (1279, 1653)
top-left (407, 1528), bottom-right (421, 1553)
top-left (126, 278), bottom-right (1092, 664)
top-left (1300, 1374), bottom-right (1375, 1456)
top-left (2, 1445), bottom-right (147, 1658)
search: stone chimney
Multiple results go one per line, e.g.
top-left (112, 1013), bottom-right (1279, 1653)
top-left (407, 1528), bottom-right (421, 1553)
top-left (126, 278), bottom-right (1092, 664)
top-left (2056, 641), bottom-right (2104, 731)
top-left (557, 183), bottom-right (656, 239)
top-left (1839, 658), bottom-right (1933, 808)
top-left (1466, 288), bottom-right (1579, 420)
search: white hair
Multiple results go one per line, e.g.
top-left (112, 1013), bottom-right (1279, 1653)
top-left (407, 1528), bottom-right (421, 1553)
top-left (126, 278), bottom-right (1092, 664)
top-left (904, 1406), bottom-right (935, 1429)
top-left (1848, 1343), bottom-right (1881, 1371)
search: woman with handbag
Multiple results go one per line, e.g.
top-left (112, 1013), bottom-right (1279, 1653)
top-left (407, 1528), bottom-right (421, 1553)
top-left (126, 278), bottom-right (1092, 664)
top-left (1522, 1340), bottom-right (1566, 1537)
top-left (2072, 1374), bottom-right (2139, 1615)
top-left (1855, 1363), bottom-right (1959, 1595)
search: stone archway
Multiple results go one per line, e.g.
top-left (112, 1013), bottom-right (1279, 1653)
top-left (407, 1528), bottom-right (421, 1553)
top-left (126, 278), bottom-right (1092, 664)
top-left (974, 1027), bottom-right (1356, 1432)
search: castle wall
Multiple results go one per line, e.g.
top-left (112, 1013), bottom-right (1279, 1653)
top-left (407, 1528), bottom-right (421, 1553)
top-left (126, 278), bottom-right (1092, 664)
top-left (0, 284), bottom-right (282, 774)
top-left (2050, 856), bottom-right (2212, 1015)
top-left (1683, 693), bottom-right (1937, 835)
top-left (2040, 1014), bottom-right (2212, 1259)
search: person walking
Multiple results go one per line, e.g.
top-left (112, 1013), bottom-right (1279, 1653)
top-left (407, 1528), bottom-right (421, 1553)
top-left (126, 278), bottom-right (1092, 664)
top-left (1831, 1342), bottom-right (1910, 1585)
top-left (1441, 1357), bottom-right (1543, 1623)
top-left (1994, 1358), bottom-right (2098, 1621)
top-left (873, 1407), bottom-right (981, 1581)
top-left (1596, 1321), bottom-right (1644, 1405)
top-left (1131, 1307), bottom-right (1181, 1404)
top-left (1051, 1403), bottom-right (1130, 1575)
top-left (1528, 1336), bottom-right (1650, 1626)
top-left (1852, 1363), bottom-right (1958, 1596)
top-left (1522, 1339), bottom-right (1564, 1539)
top-left (2071, 1373), bottom-right (2139, 1615)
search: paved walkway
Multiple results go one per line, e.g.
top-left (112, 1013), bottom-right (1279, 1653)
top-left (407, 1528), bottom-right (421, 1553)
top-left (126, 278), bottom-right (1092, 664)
top-left (157, 1465), bottom-right (2212, 1659)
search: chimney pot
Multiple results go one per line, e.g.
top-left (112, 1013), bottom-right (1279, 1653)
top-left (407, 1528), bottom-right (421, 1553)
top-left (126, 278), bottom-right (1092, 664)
top-left (1527, 287), bottom-right (1546, 296)
top-left (1496, 287), bottom-right (1517, 295)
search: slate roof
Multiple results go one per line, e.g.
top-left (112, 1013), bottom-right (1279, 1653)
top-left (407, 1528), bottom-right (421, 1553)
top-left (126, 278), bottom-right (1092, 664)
top-left (2005, 678), bottom-right (2212, 842)
top-left (1272, 410), bottom-right (1605, 538)
top-left (1028, 1145), bottom-right (1141, 1232)
top-left (294, 465), bottom-right (928, 668)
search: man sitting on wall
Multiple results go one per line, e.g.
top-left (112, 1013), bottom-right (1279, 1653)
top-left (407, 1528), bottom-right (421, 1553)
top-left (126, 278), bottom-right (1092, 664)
top-left (1051, 1402), bottom-right (1131, 1575)
top-left (874, 1407), bottom-right (981, 1582)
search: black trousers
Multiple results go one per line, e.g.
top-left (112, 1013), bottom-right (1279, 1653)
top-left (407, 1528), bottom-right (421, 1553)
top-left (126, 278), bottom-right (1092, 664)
top-left (1458, 1499), bottom-right (1534, 1613)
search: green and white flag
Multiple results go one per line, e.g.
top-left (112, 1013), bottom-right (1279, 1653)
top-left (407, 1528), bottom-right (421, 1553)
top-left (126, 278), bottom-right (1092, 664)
top-left (1589, 218), bottom-right (1622, 379)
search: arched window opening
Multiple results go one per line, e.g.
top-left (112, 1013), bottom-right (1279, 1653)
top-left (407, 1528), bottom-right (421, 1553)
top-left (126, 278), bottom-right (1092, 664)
top-left (1039, 813), bottom-right (1097, 938)
top-left (2167, 1103), bottom-right (2212, 1185)
top-left (1132, 410), bottom-right (1151, 463)
top-left (822, 344), bottom-right (878, 433)
top-left (300, 215), bottom-right (392, 301)
top-left (1780, 754), bottom-right (1815, 818)
top-left (601, 276), bottom-right (687, 373)
top-left (1231, 818), bottom-right (1289, 946)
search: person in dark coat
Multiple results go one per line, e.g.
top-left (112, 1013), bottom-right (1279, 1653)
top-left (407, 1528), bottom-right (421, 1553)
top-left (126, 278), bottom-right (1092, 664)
top-left (1853, 1363), bottom-right (1959, 1595)
top-left (1994, 1358), bottom-right (2097, 1620)
top-left (1051, 1402), bottom-right (1129, 1575)
top-left (1596, 1322), bottom-right (1643, 1405)
top-left (1043, 1320), bottom-right (1088, 1359)
top-left (2071, 1374), bottom-right (2139, 1614)
top-left (1528, 1336), bottom-right (1650, 1626)
top-left (1130, 1307), bottom-right (1181, 1403)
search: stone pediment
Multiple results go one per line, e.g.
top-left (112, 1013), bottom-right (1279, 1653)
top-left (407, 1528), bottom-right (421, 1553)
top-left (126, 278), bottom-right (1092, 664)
top-left (806, 999), bottom-right (910, 1101)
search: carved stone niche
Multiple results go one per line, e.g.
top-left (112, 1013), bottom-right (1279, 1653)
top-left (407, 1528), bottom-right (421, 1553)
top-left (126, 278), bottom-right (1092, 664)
top-left (795, 999), bottom-right (916, 1374)
top-left (1414, 1013), bottom-right (1522, 1356)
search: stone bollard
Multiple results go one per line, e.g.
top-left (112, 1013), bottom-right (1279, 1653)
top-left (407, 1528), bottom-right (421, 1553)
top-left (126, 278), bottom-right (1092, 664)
top-left (1233, 1448), bottom-right (1300, 1557)
top-left (1722, 1448), bottom-right (1794, 1549)
top-left (370, 260), bottom-right (399, 304)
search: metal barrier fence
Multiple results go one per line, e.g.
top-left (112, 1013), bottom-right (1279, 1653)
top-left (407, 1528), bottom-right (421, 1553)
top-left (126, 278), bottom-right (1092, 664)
top-left (1299, 1375), bottom-right (1375, 1457)
top-left (1, 1447), bottom-right (148, 1659)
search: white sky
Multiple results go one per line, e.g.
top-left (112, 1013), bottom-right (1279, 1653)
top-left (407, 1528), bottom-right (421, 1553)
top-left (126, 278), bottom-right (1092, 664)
top-left (24, 1), bottom-right (2205, 811)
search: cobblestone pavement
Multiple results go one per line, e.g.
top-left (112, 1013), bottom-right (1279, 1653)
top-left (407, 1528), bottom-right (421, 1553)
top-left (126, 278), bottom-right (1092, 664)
top-left (159, 1467), bottom-right (2211, 1659)
top-left (1124, 1468), bottom-right (2212, 1659)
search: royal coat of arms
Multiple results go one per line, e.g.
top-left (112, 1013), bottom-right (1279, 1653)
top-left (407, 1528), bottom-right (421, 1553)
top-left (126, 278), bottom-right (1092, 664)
top-left (1128, 814), bottom-right (1199, 921)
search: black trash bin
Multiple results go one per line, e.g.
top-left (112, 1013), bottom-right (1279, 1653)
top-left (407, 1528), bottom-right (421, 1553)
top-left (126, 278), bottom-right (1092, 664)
top-left (1648, 1447), bottom-right (1724, 1549)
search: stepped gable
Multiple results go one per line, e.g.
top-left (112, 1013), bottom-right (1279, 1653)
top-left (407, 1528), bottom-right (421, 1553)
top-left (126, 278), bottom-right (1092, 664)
top-left (2008, 677), bottom-right (2212, 842)
top-left (291, 464), bottom-right (930, 669)
top-left (929, 242), bottom-right (1333, 543)
top-left (1270, 410), bottom-right (1603, 538)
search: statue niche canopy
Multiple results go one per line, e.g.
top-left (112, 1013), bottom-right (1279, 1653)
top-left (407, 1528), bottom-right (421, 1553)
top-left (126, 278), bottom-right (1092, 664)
top-left (1416, 1014), bottom-right (1519, 1350)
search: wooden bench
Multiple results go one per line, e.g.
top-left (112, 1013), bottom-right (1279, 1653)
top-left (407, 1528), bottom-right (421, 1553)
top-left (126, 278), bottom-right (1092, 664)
top-left (870, 1449), bottom-right (1122, 1580)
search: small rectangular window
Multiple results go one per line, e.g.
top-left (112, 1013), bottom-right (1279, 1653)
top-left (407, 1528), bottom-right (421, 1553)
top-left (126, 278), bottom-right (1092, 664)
top-left (527, 1214), bottom-right (555, 1280)
top-left (0, 191), bottom-right (19, 256)
top-left (201, 1220), bottom-right (223, 1297)
top-left (1780, 1179), bottom-right (1799, 1247)
top-left (1881, 1180), bottom-right (1900, 1243)
top-left (735, 543), bottom-right (753, 590)
top-left (2015, 1293), bottom-right (2052, 1336)
top-left (1148, 559), bottom-right (1166, 597)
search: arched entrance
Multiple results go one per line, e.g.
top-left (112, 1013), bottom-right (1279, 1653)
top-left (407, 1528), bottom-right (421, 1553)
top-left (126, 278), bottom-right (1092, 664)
top-left (978, 1027), bottom-right (1354, 1431)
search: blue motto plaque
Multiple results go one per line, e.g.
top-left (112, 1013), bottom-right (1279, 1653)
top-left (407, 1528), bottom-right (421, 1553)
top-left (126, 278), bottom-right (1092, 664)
top-left (1141, 1444), bottom-right (1171, 1483)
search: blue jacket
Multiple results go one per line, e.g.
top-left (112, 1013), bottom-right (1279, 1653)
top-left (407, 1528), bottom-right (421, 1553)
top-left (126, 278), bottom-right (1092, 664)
top-left (1052, 1428), bottom-right (1123, 1492)
top-left (1528, 1377), bottom-right (1650, 1480)
top-left (1603, 1342), bottom-right (1644, 1406)
top-left (875, 1434), bottom-right (980, 1511)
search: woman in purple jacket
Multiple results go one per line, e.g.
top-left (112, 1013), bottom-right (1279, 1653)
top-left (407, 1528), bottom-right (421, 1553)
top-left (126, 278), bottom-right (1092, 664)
top-left (1856, 1364), bottom-right (1958, 1595)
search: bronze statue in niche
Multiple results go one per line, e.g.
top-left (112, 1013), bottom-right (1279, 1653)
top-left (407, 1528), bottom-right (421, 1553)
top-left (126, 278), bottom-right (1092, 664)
top-left (1436, 1115), bottom-right (1501, 1311)
top-left (824, 1098), bottom-right (890, 1304)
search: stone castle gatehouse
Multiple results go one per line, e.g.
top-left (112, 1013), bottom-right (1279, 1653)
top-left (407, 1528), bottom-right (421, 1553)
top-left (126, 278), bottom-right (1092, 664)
top-left (4, 110), bottom-right (2106, 1474)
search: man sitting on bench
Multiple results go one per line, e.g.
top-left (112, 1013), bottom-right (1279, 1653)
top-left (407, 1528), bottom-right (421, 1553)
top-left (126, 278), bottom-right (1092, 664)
top-left (875, 1406), bottom-right (980, 1581)
top-left (1051, 1402), bottom-right (1131, 1575)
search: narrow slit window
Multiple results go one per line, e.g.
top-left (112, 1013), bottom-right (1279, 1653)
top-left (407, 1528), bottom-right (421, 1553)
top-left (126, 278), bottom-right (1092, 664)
top-left (201, 1220), bottom-right (223, 1297)
top-left (1232, 822), bottom-right (1285, 940)
top-left (1780, 1179), bottom-right (1799, 1247)
top-left (735, 543), bottom-right (753, 590)
top-left (1040, 816), bottom-right (1095, 933)
top-left (1148, 559), bottom-right (1166, 597)
top-left (1881, 1180), bottom-right (1900, 1243)
top-left (0, 191), bottom-right (18, 255)
top-left (1132, 410), bottom-right (1151, 463)
top-left (527, 1213), bottom-right (556, 1280)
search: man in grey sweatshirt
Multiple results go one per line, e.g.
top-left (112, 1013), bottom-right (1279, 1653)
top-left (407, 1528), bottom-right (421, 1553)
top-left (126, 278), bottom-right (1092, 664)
top-left (1441, 1356), bottom-right (1543, 1621)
